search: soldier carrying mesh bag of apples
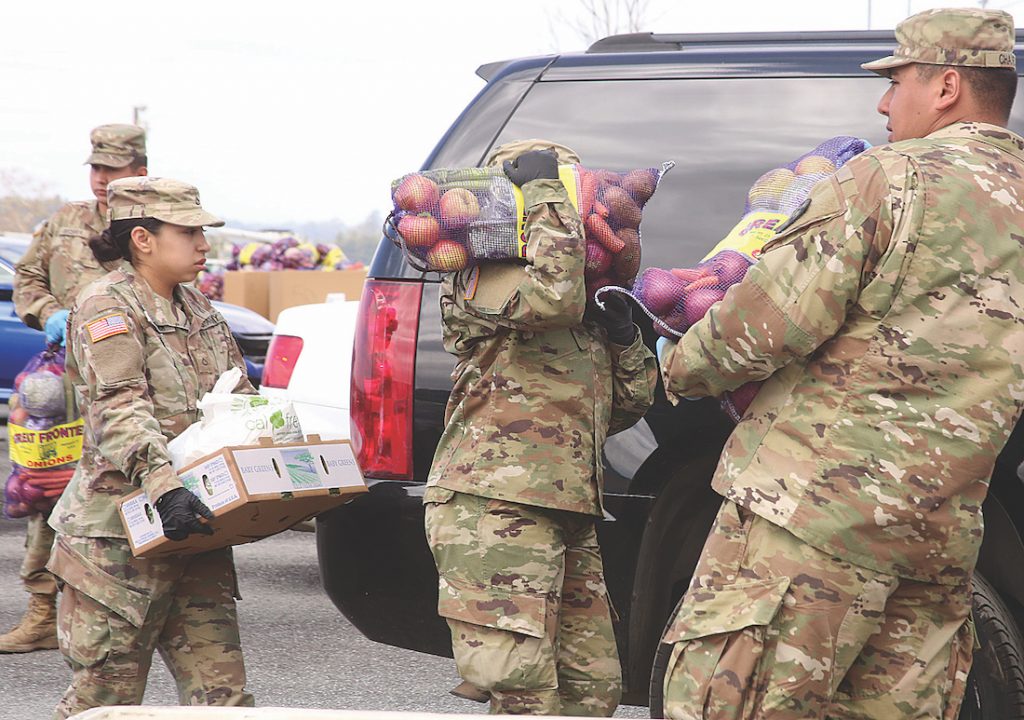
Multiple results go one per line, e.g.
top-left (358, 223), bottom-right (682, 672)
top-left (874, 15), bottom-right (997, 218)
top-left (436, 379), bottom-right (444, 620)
top-left (419, 139), bottom-right (658, 716)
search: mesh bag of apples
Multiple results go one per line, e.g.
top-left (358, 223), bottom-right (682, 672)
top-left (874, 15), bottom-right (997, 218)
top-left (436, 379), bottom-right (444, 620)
top-left (596, 136), bottom-right (870, 421)
top-left (3, 347), bottom-right (80, 519)
top-left (386, 162), bottom-right (673, 290)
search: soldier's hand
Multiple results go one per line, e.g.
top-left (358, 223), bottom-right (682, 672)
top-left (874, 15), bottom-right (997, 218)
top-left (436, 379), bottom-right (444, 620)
top-left (45, 309), bottom-right (70, 347)
top-left (503, 150), bottom-right (559, 186)
top-left (155, 487), bottom-right (215, 541)
top-left (589, 293), bottom-right (637, 345)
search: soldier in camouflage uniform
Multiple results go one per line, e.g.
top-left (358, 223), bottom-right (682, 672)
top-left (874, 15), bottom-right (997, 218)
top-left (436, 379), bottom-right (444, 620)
top-left (425, 140), bottom-right (658, 715)
top-left (657, 8), bottom-right (1024, 719)
top-left (2, 124), bottom-right (147, 654)
top-left (47, 177), bottom-right (255, 717)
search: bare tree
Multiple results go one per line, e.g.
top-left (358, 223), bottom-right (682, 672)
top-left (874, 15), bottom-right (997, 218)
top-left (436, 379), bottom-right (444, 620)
top-left (551, 0), bottom-right (654, 48)
top-left (0, 169), bottom-right (64, 233)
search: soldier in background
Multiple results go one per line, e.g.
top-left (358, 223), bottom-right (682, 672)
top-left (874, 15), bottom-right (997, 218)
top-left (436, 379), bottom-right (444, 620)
top-left (657, 9), bottom-right (1024, 719)
top-left (1, 124), bottom-right (146, 654)
top-left (425, 140), bottom-right (657, 715)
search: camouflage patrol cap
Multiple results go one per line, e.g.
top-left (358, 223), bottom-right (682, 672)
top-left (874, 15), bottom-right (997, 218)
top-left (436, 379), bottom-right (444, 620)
top-left (85, 124), bottom-right (147, 168)
top-left (862, 8), bottom-right (1016, 76)
top-left (106, 177), bottom-right (224, 227)
top-left (486, 139), bottom-right (581, 168)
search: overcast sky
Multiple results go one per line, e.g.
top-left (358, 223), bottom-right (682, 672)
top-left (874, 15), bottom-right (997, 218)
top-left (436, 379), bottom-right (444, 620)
top-left (3, 0), bottom-right (1022, 226)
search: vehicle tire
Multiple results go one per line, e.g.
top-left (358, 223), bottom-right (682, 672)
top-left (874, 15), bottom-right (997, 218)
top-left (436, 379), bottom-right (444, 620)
top-left (626, 453), bottom-right (721, 706)
top-left (648, 572), bottom-right (1024, 719)
top-left (959, 573), bottom-right (1024, 719)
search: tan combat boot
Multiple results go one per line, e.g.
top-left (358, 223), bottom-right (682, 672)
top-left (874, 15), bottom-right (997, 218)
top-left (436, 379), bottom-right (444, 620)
top-left (0, 594), bottom-right (58, 653)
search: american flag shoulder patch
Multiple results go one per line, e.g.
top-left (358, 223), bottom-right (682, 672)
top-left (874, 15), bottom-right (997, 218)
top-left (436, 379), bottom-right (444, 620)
top-left (86, 314), bottom-right (129, 343)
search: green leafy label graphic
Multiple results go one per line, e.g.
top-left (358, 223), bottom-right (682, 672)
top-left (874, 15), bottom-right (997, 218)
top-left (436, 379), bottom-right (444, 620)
top-left (280, 448), bottom-right (320, 488)
top-left (249, 397), bottom-right (269, 407)
top-left (269, 410), bottom-right (284, 429)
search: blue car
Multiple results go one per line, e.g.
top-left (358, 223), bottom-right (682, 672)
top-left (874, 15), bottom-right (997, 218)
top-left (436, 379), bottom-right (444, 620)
top-left (0, 234), bottom-right (273, 401)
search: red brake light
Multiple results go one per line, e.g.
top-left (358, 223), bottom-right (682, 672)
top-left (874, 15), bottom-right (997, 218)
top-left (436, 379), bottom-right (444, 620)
top-left (350, 279), bottom-right (422, 480)
top-left (261, 335), bottom-right (304, 389)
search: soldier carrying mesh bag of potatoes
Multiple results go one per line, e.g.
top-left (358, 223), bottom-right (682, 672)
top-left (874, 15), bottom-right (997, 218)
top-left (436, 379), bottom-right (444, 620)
top-left (421, 139), bottom-right (658, 716)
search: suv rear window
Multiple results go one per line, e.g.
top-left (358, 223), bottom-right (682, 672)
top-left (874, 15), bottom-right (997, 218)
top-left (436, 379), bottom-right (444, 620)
top-left (490, 77), bottom-right (1024, 270)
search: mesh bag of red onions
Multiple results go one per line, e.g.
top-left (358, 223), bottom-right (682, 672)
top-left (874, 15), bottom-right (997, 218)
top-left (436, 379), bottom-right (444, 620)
top-left (595, 136), bottom-right (870, 421)
top-left (385, 162), bottom-right (673, 284)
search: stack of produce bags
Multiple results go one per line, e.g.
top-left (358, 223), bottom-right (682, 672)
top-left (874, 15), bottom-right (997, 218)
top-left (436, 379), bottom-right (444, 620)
top-left (196, 237), bottom-right (364, 301)
top-left (4, 346), bottom-right (81, 518)
top-left (386, 162), bottom-right (674, 292)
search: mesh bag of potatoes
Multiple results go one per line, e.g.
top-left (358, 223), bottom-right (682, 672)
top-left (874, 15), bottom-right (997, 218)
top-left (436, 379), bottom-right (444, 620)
top-left (595, 136), bottom-right (870, 421)
top-left (385, 162), bottom-right (674, 289)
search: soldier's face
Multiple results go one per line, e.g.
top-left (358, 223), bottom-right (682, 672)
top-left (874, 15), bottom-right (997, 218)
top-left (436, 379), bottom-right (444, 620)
top-left (90, 164), bottom-right (144, 209)
top-left (877, 64), bottom-right (941, 142)
top-left (145, 224), bottom-right (212, 285)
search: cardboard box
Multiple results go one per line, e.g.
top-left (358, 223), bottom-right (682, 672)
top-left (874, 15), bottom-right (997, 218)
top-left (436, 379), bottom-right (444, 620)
top-left (223, 271), bottom-right (271, 319)
top-left (267, 268), bottom-right (368, 322)
top-left (118, 436), bottom-right (366, 558)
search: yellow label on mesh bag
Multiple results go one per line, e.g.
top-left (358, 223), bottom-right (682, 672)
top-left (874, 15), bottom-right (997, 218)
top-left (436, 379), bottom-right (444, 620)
top-left (8, 418), bottom-right (85, 469)
top-left (702, 211), bottom-right (791, 262)
top-left (512, 164), bottom-right (583, 260)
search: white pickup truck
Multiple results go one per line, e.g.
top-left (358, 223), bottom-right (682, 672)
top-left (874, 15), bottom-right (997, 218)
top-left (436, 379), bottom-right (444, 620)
top-left (258, 297), bottom-right (359, 440)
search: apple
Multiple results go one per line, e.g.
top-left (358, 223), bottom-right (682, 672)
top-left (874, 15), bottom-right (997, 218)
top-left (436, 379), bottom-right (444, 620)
top-left (426, 239), bottom-right (469, 271)
top-left (439, 188), bottom-right (480, 228)
top-left (393, 174), bottom-right (440, 213)
top-left (397, 213), bottom-right (441, 249)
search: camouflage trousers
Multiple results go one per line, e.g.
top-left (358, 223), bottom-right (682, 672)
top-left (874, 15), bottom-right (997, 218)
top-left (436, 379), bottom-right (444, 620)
top-left (425, 490), bottom-right (621, 716)
top-left (23, 513), bottom-right (58, 596)
top-left (48, 535), bottom-right (254, 719)
top-left (661, 500), bottom-right (973, 720)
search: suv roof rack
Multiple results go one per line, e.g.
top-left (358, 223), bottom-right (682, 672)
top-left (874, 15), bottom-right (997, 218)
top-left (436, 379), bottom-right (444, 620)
top-left (586, 28), bottom-right (1024, 53)
top-left (586, 30), bottom-right (898, 53)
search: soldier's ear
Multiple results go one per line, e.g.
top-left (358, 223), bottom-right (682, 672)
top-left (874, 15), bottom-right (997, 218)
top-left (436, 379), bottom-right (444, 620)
top-left (935, 68), bottom-right (962, 111)
top-left (135, 166), bottom-right (149, 178)
top-left (129, 225), bottom-right (154, 257)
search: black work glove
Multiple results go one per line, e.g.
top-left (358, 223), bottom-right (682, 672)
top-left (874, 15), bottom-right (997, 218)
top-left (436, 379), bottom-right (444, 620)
top-left (155, 487), bottom-right (215, 541)
top-left (503, 149), bottom-right (559, 186)
top-left (589, 293), bottom-right (637, 345)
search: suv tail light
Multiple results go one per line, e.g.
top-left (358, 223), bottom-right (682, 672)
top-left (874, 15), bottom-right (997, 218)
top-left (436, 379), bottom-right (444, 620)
top-left (261, 335), bottom-right (304, 388)
top-left (350, 279), bottom-right (422, 480)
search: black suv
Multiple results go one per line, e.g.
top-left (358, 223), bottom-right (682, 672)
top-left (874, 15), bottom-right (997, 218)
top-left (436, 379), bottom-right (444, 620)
top-left (319, 31), bottom-right (1024, 718)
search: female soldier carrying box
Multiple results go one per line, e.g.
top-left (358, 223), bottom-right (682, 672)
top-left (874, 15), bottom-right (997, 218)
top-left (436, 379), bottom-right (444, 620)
top-left (47, 177), bottom-right (255, 717)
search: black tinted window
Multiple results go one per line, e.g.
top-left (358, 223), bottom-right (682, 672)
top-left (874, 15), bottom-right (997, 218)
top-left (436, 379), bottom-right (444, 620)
top-left (491, 77), bottom-right (1024, 270)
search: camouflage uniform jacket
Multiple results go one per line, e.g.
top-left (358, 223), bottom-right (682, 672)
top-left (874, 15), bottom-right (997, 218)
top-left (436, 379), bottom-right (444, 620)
top-left (14, 200), bottom-right (113, 328)
top-left (427, 179), bottom-right (658, 517)
top-left (661, 122), bottom-right (1024, 585)
top-left (50, 263), bottom-right (254, 538)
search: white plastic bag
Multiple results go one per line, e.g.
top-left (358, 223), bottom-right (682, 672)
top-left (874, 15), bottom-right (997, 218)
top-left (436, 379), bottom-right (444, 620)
top-left (168, 368), bottom-right (304, 469)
